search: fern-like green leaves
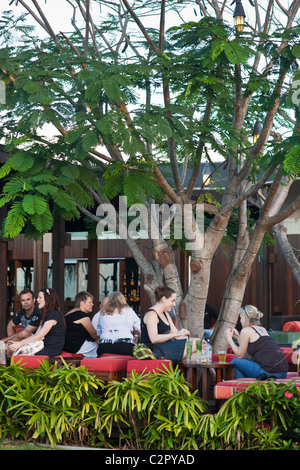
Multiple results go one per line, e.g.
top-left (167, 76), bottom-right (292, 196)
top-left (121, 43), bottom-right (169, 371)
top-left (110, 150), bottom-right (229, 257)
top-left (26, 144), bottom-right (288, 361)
top-left (0, 7), bottom-right (299, 241)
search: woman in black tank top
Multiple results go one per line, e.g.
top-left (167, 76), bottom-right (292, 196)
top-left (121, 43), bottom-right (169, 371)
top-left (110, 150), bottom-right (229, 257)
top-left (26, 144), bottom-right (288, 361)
top-left (226, 305), bottom-right (288, 379)
top-left (140, 286), bottom-right (196, 364)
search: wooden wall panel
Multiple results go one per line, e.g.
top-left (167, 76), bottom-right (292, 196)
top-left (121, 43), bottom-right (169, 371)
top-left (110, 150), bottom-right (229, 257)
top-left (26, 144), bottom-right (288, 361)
top-left (5, 232), bottom-right (300, 325)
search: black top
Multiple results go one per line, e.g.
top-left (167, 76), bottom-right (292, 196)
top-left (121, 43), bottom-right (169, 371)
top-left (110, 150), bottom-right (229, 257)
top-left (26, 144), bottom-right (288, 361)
top-left (64, 310), bottom-right (95, 353)
top-left (141, 308), bottom-right (170, 344)
top-left (247, 327), bottom-right (289, 374)
top-left (12, 307), bottom-right (41, 330)
top-left (204, 304), bottom-right (219, 329)
top-left (38, 310), bottom-right (65, 357)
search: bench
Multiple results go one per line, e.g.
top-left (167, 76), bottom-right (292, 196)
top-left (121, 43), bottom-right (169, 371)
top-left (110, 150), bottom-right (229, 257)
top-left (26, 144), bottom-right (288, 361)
top-left (214, 372), bottom-right (300, 400)
top-left (126, 359), bottom-right (172, 376)
top-left (269, 315), bottom-right (300, 331)
top-left (81, 355), bottom-right (172, 381)
top-left (81, 355), bottom-right (135, 382)
top-left (11, 355), bottom-right (50, 368)
top-left (214, 348), bottom-right (299, 400)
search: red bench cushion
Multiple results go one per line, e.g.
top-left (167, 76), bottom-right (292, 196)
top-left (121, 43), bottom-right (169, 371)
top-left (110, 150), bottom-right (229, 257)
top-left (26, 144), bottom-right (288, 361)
top-left (58, 351), bottom-right (84, 358)
top-left (282, 321), bottom-right (300, 332)
top-left (99, 353), bottom-right (135, 361)
top-left (214, 372), bottom-right (300, 400)
top-left (81, 356), bottom-right (133, 372)
top-left (12, 355), bottom-right (49, 368)
top-left (126, 359), bottom-right (172, 374)
top-left (280, 347), bottom-right (299, 365)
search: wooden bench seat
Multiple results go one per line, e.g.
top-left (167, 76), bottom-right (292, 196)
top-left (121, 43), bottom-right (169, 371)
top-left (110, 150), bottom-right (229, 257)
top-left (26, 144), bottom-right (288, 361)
top-left (81, 356), bottom-right (135, 382)
top-left (214, 372), bottom-right (300, 400)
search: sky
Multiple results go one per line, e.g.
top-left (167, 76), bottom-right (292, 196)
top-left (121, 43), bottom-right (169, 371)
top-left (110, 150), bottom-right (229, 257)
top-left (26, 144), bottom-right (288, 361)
top-left (0, 0), bottom-right (199, 36)
top-left (0, 0), bottom-right (204, 153)
top-left (1, 1), bottom-right (297, 161)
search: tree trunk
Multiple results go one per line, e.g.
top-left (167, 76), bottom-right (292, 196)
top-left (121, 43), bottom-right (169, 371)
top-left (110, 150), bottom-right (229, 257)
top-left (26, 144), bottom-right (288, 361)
top-left (273, 223), bottom-right (300, 288)
top-left (212, 221), bottom-right (267, 351)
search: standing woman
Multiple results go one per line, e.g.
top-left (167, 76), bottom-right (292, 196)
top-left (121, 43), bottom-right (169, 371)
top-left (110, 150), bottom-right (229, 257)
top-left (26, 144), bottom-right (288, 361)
top-left (9, 288), bottom-right (66, 357)
top-left (226, 305), bottom-right (289, 379)
top-left (97, 291), bottom-right (140, 356)
top-left (141, 286), bottom-right (191, 365)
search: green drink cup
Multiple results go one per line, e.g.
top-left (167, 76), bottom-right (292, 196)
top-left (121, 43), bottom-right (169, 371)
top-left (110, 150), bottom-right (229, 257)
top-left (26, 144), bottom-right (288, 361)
top-left (196, 339), bottom-right (202, 363)
top-left (186, 339), bottom-right (192, 362)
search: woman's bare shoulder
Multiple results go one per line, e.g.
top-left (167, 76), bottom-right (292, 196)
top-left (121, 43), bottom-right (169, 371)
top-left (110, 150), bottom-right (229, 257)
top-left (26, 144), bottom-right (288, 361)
top-left (143, 309), bottom-right (158, 321)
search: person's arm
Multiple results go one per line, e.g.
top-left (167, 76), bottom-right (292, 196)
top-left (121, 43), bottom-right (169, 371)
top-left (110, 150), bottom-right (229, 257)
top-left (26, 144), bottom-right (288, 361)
top-left (6, 320), bottom-right (16, 337)
top-left (226, 327), bottom-right (249, 358)
top-left (8, 320), bottom-right (56, 353)
top-left (2, 320), bottom-right (17, 342)
top-left (129, 309), bottom-right (141, 339)
top-left (2, 319), bottom-right (35, 343)
top-left (144, 310), bottom-right (189, 344)
top-left (10, 325), bottom-right (38, 342)
top-left (91, 312), bottom-right (99, 330)
top-left (77, 317), bottom-right (99, 340)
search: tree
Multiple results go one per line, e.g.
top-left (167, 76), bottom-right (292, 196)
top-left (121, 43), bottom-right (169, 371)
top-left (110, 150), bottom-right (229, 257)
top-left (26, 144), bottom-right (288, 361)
top-left (1, 0), bottom-right (300, 348)
top-left (273, 222), bottom-right (300, 288)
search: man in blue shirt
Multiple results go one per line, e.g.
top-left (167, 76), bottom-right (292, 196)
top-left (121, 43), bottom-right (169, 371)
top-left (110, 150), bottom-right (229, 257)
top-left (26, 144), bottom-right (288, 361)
top-left (2, 289), bottom-right (41, 343)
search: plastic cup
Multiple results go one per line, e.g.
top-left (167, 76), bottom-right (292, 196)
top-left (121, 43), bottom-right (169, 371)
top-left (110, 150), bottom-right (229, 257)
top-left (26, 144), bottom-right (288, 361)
top-left (186, 340), bottom-right (192, 362)
top-left (196, 339), bottom-right (202, 363)
top-left (218, 350), bottom-right (226, 363)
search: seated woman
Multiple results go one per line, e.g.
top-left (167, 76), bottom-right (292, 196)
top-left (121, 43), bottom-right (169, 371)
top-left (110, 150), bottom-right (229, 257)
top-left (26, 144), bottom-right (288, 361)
top-left (97, 291), bottom-right (140, 356)
top-left (9, 288), bottom-right (66, 357)
top-left (226, 305), bottom-right (289, 379)
top-left (140, 286), bottom-right (192, 365)
top-left (64, 291), bottom-right (99, 358)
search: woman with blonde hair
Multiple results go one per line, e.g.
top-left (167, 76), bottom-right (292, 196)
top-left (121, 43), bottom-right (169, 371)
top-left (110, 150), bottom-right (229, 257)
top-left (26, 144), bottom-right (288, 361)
top-left (226, 305), bottom-right (288, 379)
top-left (97, 291), bottom-right (140, 356)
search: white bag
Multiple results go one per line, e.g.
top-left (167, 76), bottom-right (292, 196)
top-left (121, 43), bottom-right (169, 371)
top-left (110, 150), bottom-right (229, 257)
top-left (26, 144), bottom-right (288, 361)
top-left (13, 340), bottom-right (44, 356)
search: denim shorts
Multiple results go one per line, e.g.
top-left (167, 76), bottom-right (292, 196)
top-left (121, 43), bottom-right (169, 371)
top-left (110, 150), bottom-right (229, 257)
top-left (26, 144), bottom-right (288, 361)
top-left (231, 357), bottom-right (288, 379)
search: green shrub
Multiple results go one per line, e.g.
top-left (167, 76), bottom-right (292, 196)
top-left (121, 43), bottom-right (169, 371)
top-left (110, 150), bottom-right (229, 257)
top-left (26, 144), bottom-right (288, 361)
top-left (209, 379), bottom-right (300, 450)
top-left (103, 364), bottom-right (207, 450)
top-left (0, 360), bottom-right (106, 447)
top-left (1, 361), bottom-right (300, 450)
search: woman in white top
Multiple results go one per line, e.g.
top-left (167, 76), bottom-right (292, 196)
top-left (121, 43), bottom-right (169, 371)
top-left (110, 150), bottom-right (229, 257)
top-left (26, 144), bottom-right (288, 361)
top-left (97, 291), bottom-right (141, 356)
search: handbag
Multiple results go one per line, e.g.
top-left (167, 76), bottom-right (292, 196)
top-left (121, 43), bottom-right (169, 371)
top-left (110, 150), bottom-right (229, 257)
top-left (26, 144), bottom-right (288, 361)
top-left (13, 340), bottom-right (44, 356)
top-left (133, 343), bottom-right (157, 360)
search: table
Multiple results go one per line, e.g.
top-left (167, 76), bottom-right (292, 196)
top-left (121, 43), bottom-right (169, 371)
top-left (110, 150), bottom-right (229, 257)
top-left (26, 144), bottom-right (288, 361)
top-left (179, 360), bottom-right (234, 402)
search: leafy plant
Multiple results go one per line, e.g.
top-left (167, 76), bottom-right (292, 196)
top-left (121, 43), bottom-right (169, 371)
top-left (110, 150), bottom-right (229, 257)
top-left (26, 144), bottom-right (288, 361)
top-left (103, 364), bottom-right (206, 450)
top-left (0, 360), bottom-right (106, 447)
top-left (211, 379), bottom-right (300, 450)
top-left (0, 360), bottom-right (300, 450)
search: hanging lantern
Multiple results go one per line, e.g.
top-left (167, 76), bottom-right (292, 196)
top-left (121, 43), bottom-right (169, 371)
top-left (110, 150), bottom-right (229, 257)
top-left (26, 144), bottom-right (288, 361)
top-left (233, 0), bottom-right (246, 33)
top-left (202, 162), bottom-right (211, 186)
top-left (252, 118), bottom-right (262, 144)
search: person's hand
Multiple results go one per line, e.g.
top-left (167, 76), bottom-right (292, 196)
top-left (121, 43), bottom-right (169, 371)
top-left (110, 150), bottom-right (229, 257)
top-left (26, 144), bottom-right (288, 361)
top-left (231, 328), bottom-right (239, 339)
top-left (8, 341), bottom-right (21, 352)
top-left (178, 328), bottom-right (190, 337)
top-left (173, 328), bottom-right (189, 339)
top-left (225, 327), bottom-right (234, 342)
